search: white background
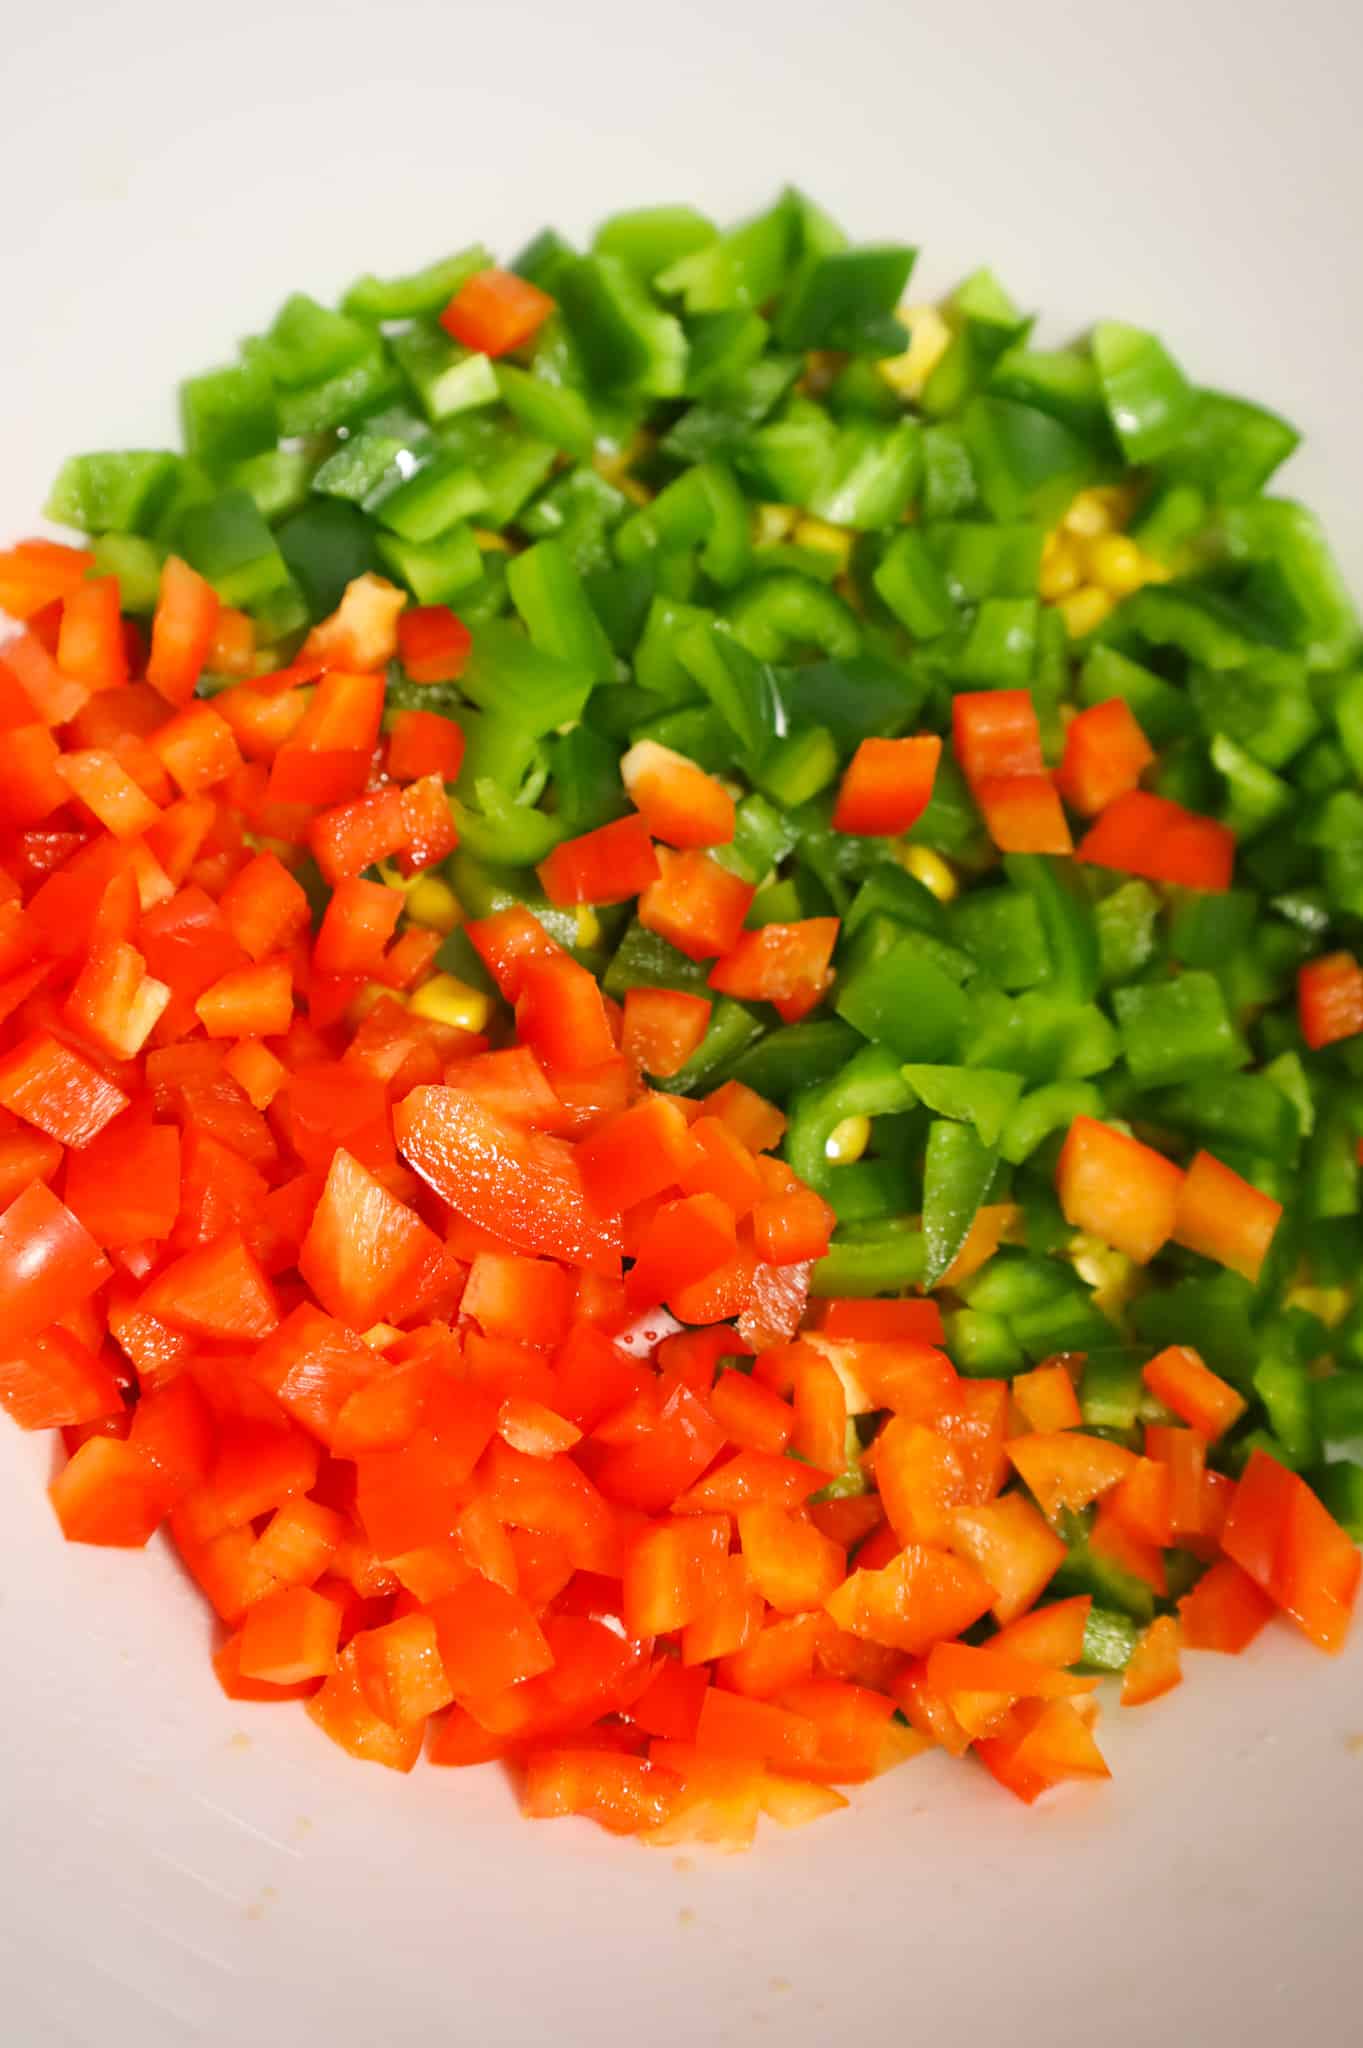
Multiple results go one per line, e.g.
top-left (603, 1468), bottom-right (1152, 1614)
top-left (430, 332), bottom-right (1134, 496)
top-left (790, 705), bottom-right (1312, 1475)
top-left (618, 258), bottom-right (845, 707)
top-left (2, 3), bottom-right (1361, 2043)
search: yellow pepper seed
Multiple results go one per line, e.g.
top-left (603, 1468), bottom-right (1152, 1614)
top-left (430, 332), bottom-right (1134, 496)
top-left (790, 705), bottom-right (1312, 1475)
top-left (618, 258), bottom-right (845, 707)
top-left (404, 876), bottom-right (462, 934)
top-left (408, 974), bottom-right (492, 1032)
top-left (754, 503), bottom-right (798, 545)
top-left (1057, 585), bottom-right (1116, 639)
top-left (1085, 533), bottom-right (1150, 598)
top-left (896, 844), bottom-right (959, 903)
top-left (1038, 534), bottom-right (1084, 601)
top-left (471, 528), bottom-right (512, 553)
top-left (877, 303), bottom-right (953, 401)
top-left (1062, 489), bottom-right (1117, 540)
top-left (574, 905), bottom-right (604, 949)
top-left (792, 517), bottom-right (853, 571)
top-left (825, 1114), bottom-right (872, 1166)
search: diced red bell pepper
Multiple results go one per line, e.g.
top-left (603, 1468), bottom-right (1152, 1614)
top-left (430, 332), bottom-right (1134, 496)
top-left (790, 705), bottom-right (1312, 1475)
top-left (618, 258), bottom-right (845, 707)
top-left (53, 749), bottom-right (161, 839)
top-left (832, 734), bottom-right (942, 836)
top-left (521, 1750), bottom-right (678, 1836)
top-left (150, 703), bottom-right (243, 797)
top-left (620, 985), bottom-right (712, 1080)
top-left (252, 1304), bottom-right (378, 1445)
top-left (1056, 1114), bottom-right (1183, 1263)
top-left (873, 1419), bottom-right (964, 1547)
top-left (953, 687), bottom-right (1044, 784)
top-left (1006, 1431), bottom-right (1138, 1523)
top-left (139, 1230), bottom-right (279, 1341)
top-left (1177, 1557), bottom-right (1275, 1653)
top-left (439, 267), bottom-right (555, 358)
top-left (219, 852), bottom-right (312, 962)
top-left (194, 957), bottom-right (294, 1039)
top-left (991, 1593), bottom-right (1093, 1666)
top-left (624, 1193), bottom-right (738, 1314)
top-left (1171, 1148), bottom-right (1281, 1283)
top-left (538, 814), bottom-right (660, 907)
top-left (65, 1117), bottom-right (180, 1247)
top-left (352, 1612), bottom-right (454, 1725)
top-left (0, 1029), bottom-right (129, 1147)
top-left (1222, 1448), bottom-right (1360, 1654)
top-left (1011, 1361), bottom-right (1083, 1434)
top-left (57, 577), bottom-right (128, 692)
top-left (812, 1298), bottom-right (945, 1345)
top-left (395, 1084), bottom-right (622, 1274)
top-left (709, 1370), bottom-right (794, 1455)
top-left (737, 1506), bottom-right (845, 1615)
top-left (577, 1094), bottom-right (703, 1216)
top-left (299, 1146), bottom-right (445, 1328)
top-left (974, 774), bottom-right (1073, 855)
top-left (824, 1543), bottom-right (994, 1654)
top-left (1120, 1613), bottom-right (1183, 1708)
top-left (1077, 789), bottom-right (1235, 892)
top-left (751, 1182), bottom-right (835, 1265)
top-left (1, 627), bottom-right (90, 726)
top-left (0, 724), bottom-right (69, 826)
top-left (702, 1080), bottom-right (786, 1155)
top-left (1297, 951), bottom-right (1363, 1050)
top-left (387, 708), bottom-right (465, 784)
top-left (947, 1492), bottom-right (1068, 1622)
top-left (0, 538), bottom-right (95, 620)
top-left (306, 1642), bottom-right (425, 1771)
top-left (49, 1436), bottom-right (167, 1547)
top-left (1142, 1345), bottom-right (1247, 1440)
top-left (1055, 697), bottom-right (1154, 816)
top-left (462, 1252), bottom-right (575, 1348)
top-left (622, 1515), bottom-right (730, 1636)
top-left (620, 740), bottom-right (736, 849)
top-left (0, 1325), bottom-right (124, 1431)
top-left (515, 953), bottom-right (617, 1073)
top-left (313, 877), bottom-right (403, 978)
top-left (146, 556), bottom-right (221, 707)
top-left (396, 605), bottom-right (472, 685)
top-left (708, 918), bottom-right (839, 1024)
top-left (638, 850), bottom-right (755, 962)
top-left (64, 942), bottom-right (172, 1060)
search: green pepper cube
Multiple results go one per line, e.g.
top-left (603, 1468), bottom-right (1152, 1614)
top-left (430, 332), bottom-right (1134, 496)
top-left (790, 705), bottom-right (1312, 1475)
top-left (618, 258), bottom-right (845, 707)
top-left (392, 324), bottom-right (501, 420)
top-left (1113, 970), bottom-right (1245, 1089)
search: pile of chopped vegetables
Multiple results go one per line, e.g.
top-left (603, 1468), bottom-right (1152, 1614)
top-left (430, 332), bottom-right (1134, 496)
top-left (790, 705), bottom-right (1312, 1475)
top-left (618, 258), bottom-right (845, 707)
top-left (2, 189), bottom-right (1362, 1846)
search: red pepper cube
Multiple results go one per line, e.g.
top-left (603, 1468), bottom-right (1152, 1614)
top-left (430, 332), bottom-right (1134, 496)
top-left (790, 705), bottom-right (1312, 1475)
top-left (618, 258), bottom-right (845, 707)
top-left (621, 986), bottom-right (712, 1080)
top-left (620, 739), bottom-right (737, 849)
top-left (57, 576), bottom-right (128, 693)
top-left (314, 876), bottom-right (404, 978)
top-left (974, 773), bottom-right (1073, 855)
top-left (147, 555), bottom-right (221, 707)
top-left (952, 688), bottom-right (1043, 785)
top-left (1056, 1114), bottom-right (1183, 1263)
top-left (1055, 698), bottom-right (1154, 816)
top-left (439, 267), bottom-right (555, 358)
top-left (396, 604), bottom-right (473, 685)
top-left (1171, 1148), bottom-right (1282, 1284)
top-left (150, 702), bottom-right (244, 797)
top-left (638, 850), bottom-right (755, 961)
top-left (387, 708), bottom-right (466, 784)
top-left (709, 918), bottom-right (840, 1018)
top-left (578, 1094), bottom-right (705, 1213)
top-left (538, 813), bottom-right (660, 907)
top-left (832, 734), bottom-right (941, 837)
top-left (1077, 789), bottom-right (1235, 892)
top-left (1298, 950), bottom-right (1363, 1050)
top-left (515, 952), bottom-right (617, 1073)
